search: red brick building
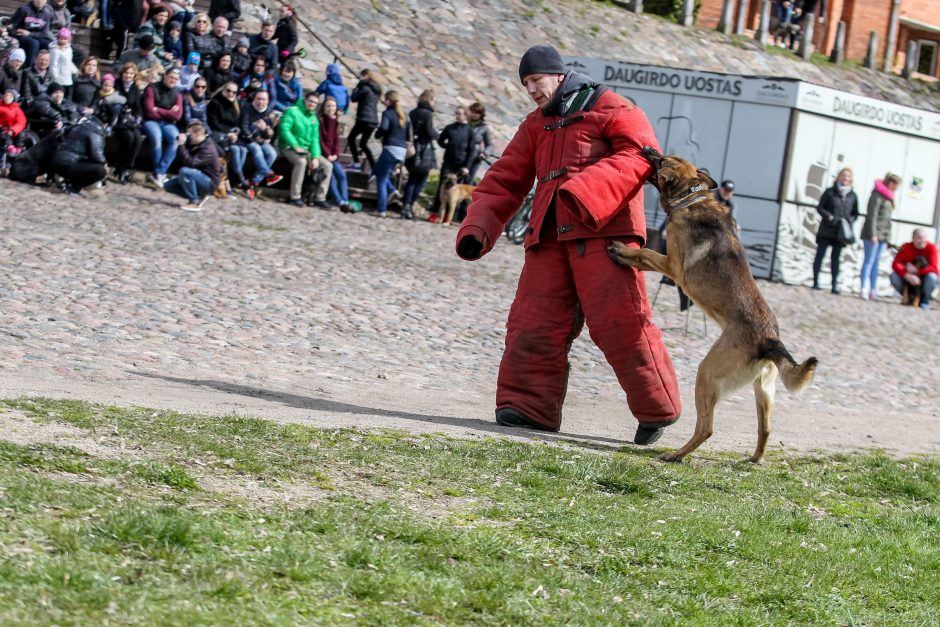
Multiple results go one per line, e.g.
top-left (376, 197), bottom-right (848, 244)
top-left (696, 1), bottom-right (940, 78)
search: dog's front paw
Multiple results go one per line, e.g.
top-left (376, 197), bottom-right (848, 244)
top-left (659, 452), bottom-right (683, 463)
top-left (606, 241), bottom-right (639, 267)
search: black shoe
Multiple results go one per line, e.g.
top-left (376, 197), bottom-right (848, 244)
top-left (289, 198), bottom-right (304, 207)
top-left (495, 408), bottom-right (556, 432)
top-left (634, 425), bottom-right (665, 446)
top-left (116, 171), bottom-right (130, 185)
top-left (313, 200), bottom-right (329, 209)
top-left (831, 287), bottom-right (841, 295)
top-left (812, 283), bottom-right (821, 291)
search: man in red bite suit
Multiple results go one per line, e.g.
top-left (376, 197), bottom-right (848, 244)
top-left (455, 45), bottom-right (681, 445)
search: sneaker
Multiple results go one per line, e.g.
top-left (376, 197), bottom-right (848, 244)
top-left (150, 173), bottom-right (166, 188)
top-left (920, 302), bottom-right (930, 310)
top-left (859, 288), bottom-right (869, 300)
top-left (339, 203), bottom-right (352, 213)
top-left (264, 173), bottom-right (283, 186)
top-left (346, 162), bottom-right (362, 172)
top-left (116, 170), bottom-right (130, 185)
top-left (634, 425), bottom-right (665, 446)
top-left (367, 174), bottom-right (376, 185)
top-left (180, 200), bottom-right (203, 212)
top-left (289, 197), bottom-right (304, 207)
top-left (246, 185), bottom-right (257, 200)
top-left (313, 200), bottom-right (329, 209)
top-left (369, 210), bottom-right (388, 218)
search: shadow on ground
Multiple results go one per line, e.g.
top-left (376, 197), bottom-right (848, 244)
top-left (127, 370), bottom-right (649, 454)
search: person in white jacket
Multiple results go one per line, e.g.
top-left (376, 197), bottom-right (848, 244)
top-left (47, 27), bottom-right (76, 96)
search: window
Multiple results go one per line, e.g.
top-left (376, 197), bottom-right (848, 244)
top-left (916, 39), bottom-right (938, 77)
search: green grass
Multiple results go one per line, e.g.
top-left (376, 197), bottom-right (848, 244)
top-left (1, 398), bottom-right (938, 625)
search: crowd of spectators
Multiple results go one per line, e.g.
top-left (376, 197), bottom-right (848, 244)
top-left (0, 0), bottom-right (494, 216)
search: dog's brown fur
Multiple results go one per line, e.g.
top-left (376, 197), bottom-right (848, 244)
top-left (438, 173), bottom-right (475, 225)
top-left (213, 157), bottom-right (229, 199)
top-left (607, 148), bottom-right (817, 463)
top-left (901, 256), bottom-right (929, 306)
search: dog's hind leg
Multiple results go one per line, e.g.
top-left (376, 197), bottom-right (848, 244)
top-left (750, 362), bottom-right (777, 464)
top-left (660, 367), bottom-right (718, 463)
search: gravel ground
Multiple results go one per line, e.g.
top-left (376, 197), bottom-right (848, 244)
top-left (1, 180), bottom-right (938, 458)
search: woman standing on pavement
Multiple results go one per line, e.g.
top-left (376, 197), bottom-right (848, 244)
top-left (812, 167), bottom-right (858, 294)
top-left (371, 89), bottom-right (411, 218)
top-left (859, 172), bottom-right (901, 300)
top-left (402, 88), bottom-right (437, 220)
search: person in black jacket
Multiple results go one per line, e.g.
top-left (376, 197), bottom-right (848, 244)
top-left (109, 0), bottom-right (143, 58)
top-left (207, 81), bottom-right (247, 188)
top-left (164, 119), bottom-right (222, 211)
top-left (248, 22), bottom-right (278, 71)
top-left (51, 113), bottom-right (107, 193)
top-left (21, 49), bottom-right (53, 108)
top-left (274, 5), bottom-right (297, 59)
top-left (209, 0), bottom-right (240, 24)
top-left (812, 167), bottom-right (859, 294)
top-left (26, 81), bottom-right (78, 136)
top-left (70, 56), bottom-right (100, 114)
top-left (0, 50), bottom-right (26, 96)
top-left (467, 101), bottom-right (493, 182)
top-left (431, 105), bottom-right (475, 215)
top-left (9, 0), bottom-right (55, 66)
top-left (347, 68), bottom-right (380, 172)
top-left (402, 88), bottom-right (437, 220)
top-left (112, 62), bottom-right (143, 184)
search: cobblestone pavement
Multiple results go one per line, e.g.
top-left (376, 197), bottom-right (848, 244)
top-left (1, 180), bottom-right (938, 457)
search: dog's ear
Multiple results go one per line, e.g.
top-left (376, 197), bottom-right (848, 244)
top-left (697, 169), bottom-right (718, 190)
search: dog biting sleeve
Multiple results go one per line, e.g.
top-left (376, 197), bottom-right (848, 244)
top-left (558, 107), bottom-right (659, 231)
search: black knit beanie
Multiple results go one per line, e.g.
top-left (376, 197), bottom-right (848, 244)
top-left (518, 45), bottom-right (566, 82)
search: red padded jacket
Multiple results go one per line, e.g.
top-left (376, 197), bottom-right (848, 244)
top-left (456, 82), bottom-right (660, 259)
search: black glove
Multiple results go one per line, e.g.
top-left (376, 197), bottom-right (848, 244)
top-left (457, 235), bottom-right (484, 260)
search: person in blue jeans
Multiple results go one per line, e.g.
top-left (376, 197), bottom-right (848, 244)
top-left (238, 88), bottom-right (282, 198)
top-left (141, 68), bottom-right (182, 187)
top-left (163, 119), bottom-right (223, 211)
top-left (859, 173), bottom-right (900, 300)
top-left (372, 90), bottom-right (410, 217)
top-left (318, 96), bottom-right (349, 210)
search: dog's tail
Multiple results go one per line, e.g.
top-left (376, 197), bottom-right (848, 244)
top-left (759, 339), bottom-right (818, 393)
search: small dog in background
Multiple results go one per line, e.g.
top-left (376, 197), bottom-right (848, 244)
top-left (438, 173), bottom-right (475, 225)
top-left (213, 156), bottom-right (229, 199)
top-left (901, 255), bottom-right (930, 306)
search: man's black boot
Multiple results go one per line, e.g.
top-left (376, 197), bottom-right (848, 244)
top-left (495, 408), bottom-right (556, 432)
top-left (634, 425), bottom-right (665, 445)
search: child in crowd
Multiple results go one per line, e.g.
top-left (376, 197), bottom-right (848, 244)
top-left (96, 73), bottom-right (127, 133)
top-left (161, 21), bottom-right (183, 66)
top-left (231, 37), bottom-right (251, 76)
top-left (180, 52), bottom-right (201, 92)
top-left (0, 87), bottom-right (30, 167)
top-left (48, 28), bottom-right (76, 97)
top-left (315, 63), bottom-right (349, 114)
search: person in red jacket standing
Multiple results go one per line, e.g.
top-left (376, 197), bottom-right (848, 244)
top-left (455, 45), bottom-right (681, 445)
top-left (890, 229), bottom-right (938, 310)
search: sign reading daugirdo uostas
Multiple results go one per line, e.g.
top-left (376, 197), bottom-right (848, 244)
top-left (563, 56), bottom-right (800, 108)
top-left (564, 55), bottom-right (940, 141)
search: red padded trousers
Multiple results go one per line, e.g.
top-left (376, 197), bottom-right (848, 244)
top-left (495, 228), bottom-right (682, 431)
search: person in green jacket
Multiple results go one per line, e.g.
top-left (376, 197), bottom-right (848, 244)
top-left (859, 173), bottom-right (901, 300)
top-left (279, 91), bottom-right (332, 207)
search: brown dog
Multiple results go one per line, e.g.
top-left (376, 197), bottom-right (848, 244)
top-left (607, 147), bottom-right (817, 463)
top-left (438, 173), bottom-right (475, 225)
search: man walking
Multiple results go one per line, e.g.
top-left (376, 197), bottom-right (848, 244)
top-left (455, 45), bottom-right (681, 444)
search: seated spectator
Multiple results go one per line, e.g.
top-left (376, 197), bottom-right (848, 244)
top-left (164, 0), bottom-right (195, 28)
top-left (205, 51), bottom-right (236, 94)
top-left (207, 17), bottom-right (230, 68)
top-left (239, 88), bottom-right (282, 198)
top-left (890, 229), bottom-right (939, 310)
top-left (0, 87), bottom-right (29, 157)
top-left (207, 80), bottom-right (246, 189)
top-left (67, 0), bottom-right (95, 27)
top-left (163, 119), bottom-right (221, 211)
top-left (239, 55), bottom-right (275, 101)
top-left (184, 13), bottom-right (215, 66)
top-left (51, 109), bottom-right (107, 194)
top-left (108, 0), bottom-right (143, 60)
top-left (10, 0), bottom-right (55, 66)
top-left (209, 0), bottom-right (240, 24)
top-left (319, 95), bottom-right (349, 211)
top-left (70, 55), bottom-right (99, 114)
top-left (272, 61), bottom-right (301, 112)
top-left (248, 22), bottom-right (278, 71)
top-left (112, 62), bottom-right (143, 184)
top-left (26, 81), bottom-right (78, 135)
top-left (161, 20), bottom-right (183, 66)
top-left (21, 48), bottom-right (53, 107)
top-left (49, 0), bottom-right (70, 32)
top-left (47, 27), bottom-right (75, 94)
top-left (231, 37), bottom-right (250, 76)
top-left (95, 73), bottom-right (125, 131)
top-left (182, 76), bottom-right (208, 126)
top-left (117, 34), bottom-right (161, 73)
top-left (279, 90), bottom-right (322, 207)
top-left (136, 5), bottom-right (170, 53)
top-left (274, 5), bottom-right (297, 60)
top-left (0, 49), bottom-right (26, 95)
top-left (141, 66), bottom-right (183, 187)
top-left (315, 63), bottom-right (349, 114)
top-left (179, 52), bottom-right (201, 92)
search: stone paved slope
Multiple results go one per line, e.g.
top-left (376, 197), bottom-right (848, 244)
top-left (1, 181), bottom-right (938, 456)
top-left (287, 0), bottom-right (940, 148)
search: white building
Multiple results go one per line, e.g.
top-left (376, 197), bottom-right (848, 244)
top-left (565, 55), bottom-right (940, 291)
